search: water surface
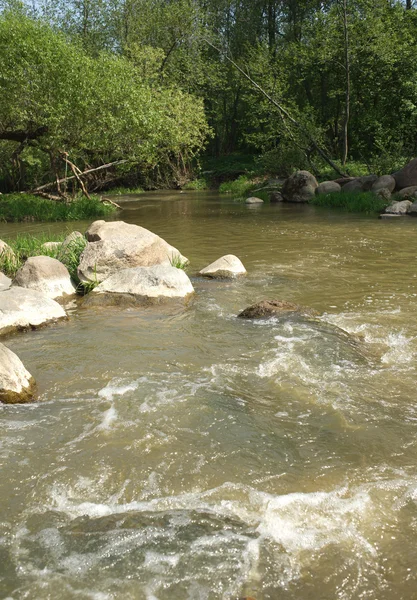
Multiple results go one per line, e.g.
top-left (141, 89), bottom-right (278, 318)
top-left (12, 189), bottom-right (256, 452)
top-left (1, 192), bottom-right (417, 599)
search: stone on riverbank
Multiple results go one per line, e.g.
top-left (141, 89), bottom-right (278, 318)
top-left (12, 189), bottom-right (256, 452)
top-left (12, 256), bottom-right (75, 299)
top-left (87, 264), bottom-right (194, 305)
top-left (0, 287), bottom-right (66, 335)
top-left (384, 200), bottom-right (412, 215)
top-left (269, 191), bottom-right (283, 203)
top-left (78, 220), bottom-right (188, 284)
top-left (0, 239), bottom-right (16, 266)
top-left (41, 241), bottom-right (62, 252)
top-left (393, 158), bottom-right (417, 190)
top-left (396, 186), bottom-right (417, 201)
top-left (0, 343), bottom-right (36, 404)
top-left (238, 300), bottom-right (319, 319)
top-left (199, 255), bottom-right (246, 278)
top-left (316, 181), bottom-right (341, 195)
top-left (372, 175), bottom-right (396, 193)
top-left (282, 170), bottom-right (318, 203)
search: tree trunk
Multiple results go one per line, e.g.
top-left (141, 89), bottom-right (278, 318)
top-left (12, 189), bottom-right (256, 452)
top-left (342, 0), bottom-right (350, 166)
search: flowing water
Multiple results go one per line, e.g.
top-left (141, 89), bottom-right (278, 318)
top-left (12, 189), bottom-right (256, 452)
top-left (1, 192), bottom-right (417, 600)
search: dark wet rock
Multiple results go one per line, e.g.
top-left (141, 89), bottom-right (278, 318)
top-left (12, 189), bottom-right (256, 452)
top-left (0, 343), bottom-right (36, 404)
top-left (282, 170), bottom-right (318, 203)
top-left (269, 191), bottom-right (283, 203)
top-left (393, 157), bottom-right (417, 190)
top-left (238, 300), bottom-right (319, 319)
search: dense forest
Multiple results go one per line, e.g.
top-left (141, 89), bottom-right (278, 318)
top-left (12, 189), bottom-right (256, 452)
top-left (0, 0), bottom-right (417, 191)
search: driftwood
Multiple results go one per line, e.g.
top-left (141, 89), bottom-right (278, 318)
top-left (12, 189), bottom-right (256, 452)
top-left (33, 160), bottom-right (129, 194)
top-left (61, 154), bottom-right (91, 200)
top-left (202, 38), bottom-right (348, 178)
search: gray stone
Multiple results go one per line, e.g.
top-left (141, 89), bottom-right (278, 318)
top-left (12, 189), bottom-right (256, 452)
top-left (0, 343), bottom-right (36, 404)
top-left (12, 256), bottom-right (75, 299)
top-left (0, 287), bottom-right (66, 336)
top-left (396, 186), bottom-right (417, 201)
top-left (375, 188), bottom-right (392, 202)
top-left (41, 241), bottom-right (62, 252)
top-left (282, 171), bottom-right (318, 203)
top-left (78, 220), bottom-right (188, 284)
top-left (407, 201), bottom-right (417, 216)
top-left (342, 175), bottom-right (377, 193)
top-left (385, 200), bottom-right (412, 215)
top-left (199, 255), bottom-right (246, 279)
top-left (245, 197), bottom-right (264, 204)
top-left (393, 158), bottom-right (417, 190)
top-left (316, 181), bottom-right (341, 195)
top-left (372, 175), bottom-right (396, 193)
top-left (90, 264), bottom-right (194, 305)
top-left (379, 214), bottom-right (404, 219)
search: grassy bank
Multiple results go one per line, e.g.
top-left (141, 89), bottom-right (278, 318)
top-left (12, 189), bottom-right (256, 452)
top-left (310, 191), bottom-right (390, 213)
top-left (0, 194), bottom-right (116, 223)
top-left (0, 232), bottom-right (91, 293)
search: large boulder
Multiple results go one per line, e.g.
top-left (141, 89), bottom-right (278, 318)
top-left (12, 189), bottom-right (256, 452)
top-left (342, 175), bottom-right (377, 193)
top-left (396, 185), bottom-right (417, 201)
top-left (393, 158), bottom-right (417, 190)
top-left (12, 256), bottom-right (75, 299)
top-left (238, 300), bottom-right (319, 319)
top-left (78, 220), bottom-right (188, 284)
top-left (0, 343), bottom-right (36, 404)
top-left (0, 287), bottom-right (66, 336)
top-left (199, 255), bottom-right (246, 279)
top-left (316, 181), bottom-right (341, 195)
top-left (384, 200), bottom-right (412, 215)
top-left (372, 175), bottom-right (396, 193)
top-left (282, 171), bottom-right (318, 203)
top-left (88, 265), bottom-right (194, 306)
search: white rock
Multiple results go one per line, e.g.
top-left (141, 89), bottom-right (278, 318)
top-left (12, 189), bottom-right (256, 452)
top-left (0, 287), bottom-right (66, 335)
top-left (78, 220), bottom-right (188, 284)
top-left (245, 197), bottom-right (264, 204)
top-left (91, 264), bottom-right (194, 303)
top-left (12, 256), bottom-right (75, 299)
top-left (0, 272), bottom-right (11, 291)
top-left (41, 241), bottom-right (62, 252)
top-left (0, 343), bottom-right (35, 404)
top-left (385, 200), bottom-right (412, 215)
top-left (199, 255), bottom-right (246, 278)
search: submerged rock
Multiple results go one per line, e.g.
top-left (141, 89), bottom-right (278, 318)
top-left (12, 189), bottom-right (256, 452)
top-left (12, 256), bottom-right (75, 299)
top-left (199, 255), bottom-right (246, 278)
top-left (78, 220), bottom-right (188, 284)
top-left (87, 264), bottom-right (194, 305)
top-left (282, 170), bottom-right (318, 203)
top-left (245, 197), bottom-right (264, 204)
top-left (0, 287), bottom-right (66, 335)
top-left (0, 343), bottom-right (36, 404)
top-left (238, 299), bottom-right (319, 319)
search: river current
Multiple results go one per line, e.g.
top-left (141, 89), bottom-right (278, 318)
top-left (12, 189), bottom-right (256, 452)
top-left (1, 192), bottom-right (417, 599)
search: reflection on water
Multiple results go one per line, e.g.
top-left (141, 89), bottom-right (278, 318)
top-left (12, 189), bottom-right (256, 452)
top-left (1, 192), bottom-right (417, 599)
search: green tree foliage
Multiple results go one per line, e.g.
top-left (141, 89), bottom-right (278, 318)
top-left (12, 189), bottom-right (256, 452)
top-left (0, 11), bottom-right (210, 190)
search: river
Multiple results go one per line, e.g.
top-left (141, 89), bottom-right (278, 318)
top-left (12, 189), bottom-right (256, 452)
top-left (1, 191), bottom-right (417, 599)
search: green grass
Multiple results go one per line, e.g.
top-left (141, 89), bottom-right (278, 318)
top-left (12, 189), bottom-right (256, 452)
top-left (169, 253), bottom-right (188, 270)
top-left (104, 186), bottom-right (144, 196)
top-left (310, 191), bottom-right (390, 213)
top-left (0, 232), bottom-right (93, 294)
top-left (0, 194), bottom-right (116, 223)
top-left (182, 177), bottom-right (209, 191)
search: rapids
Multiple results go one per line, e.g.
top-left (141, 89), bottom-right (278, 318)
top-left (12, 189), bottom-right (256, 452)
top-left (1, 192), bottom-right (417, 599)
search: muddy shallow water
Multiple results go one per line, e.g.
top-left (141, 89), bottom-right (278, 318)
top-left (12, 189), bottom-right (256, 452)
top-left (1, 191), bottom-right (417, 599)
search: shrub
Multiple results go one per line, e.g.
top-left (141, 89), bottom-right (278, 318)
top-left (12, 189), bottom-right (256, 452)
top-left (0, 194), bottom-right (116, 223)
top-left (310, 191), bottom-right (389, 213)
